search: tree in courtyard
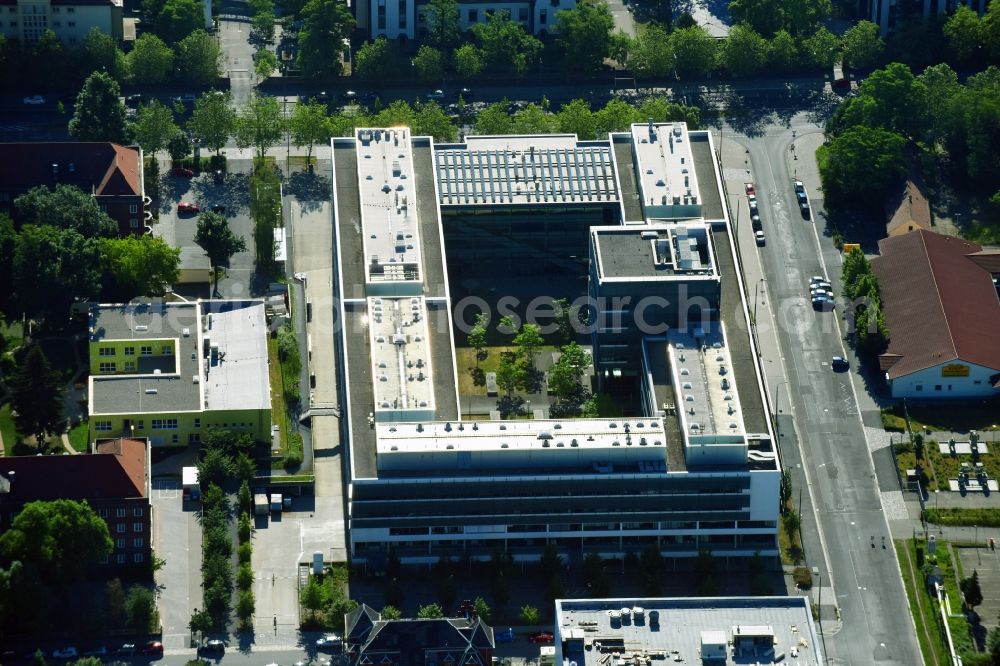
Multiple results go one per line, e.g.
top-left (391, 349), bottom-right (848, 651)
top-left (555, 1), bottom-right (614, 72)
top-left (289, 99), bottom-right (331, 161)
top-left (468, 312), bottom-right (488, 364)
top-left (694, 548), bottom-right (718, 596)
top-left (132, 101), bottom-right (179, 170)
top-left (300, 576), bottom-right (327, 621)
top-left (14, 184), bottom-right (118, 237)
top-left (69, 71), bottom-right (129, 143)
top-left (126, 33), bottom-right (174, 86)
top-left (176, 30), bottom-right (222, 86)
top-left (195, 211), bottom-right (247, 295)
top-left (548, 342), bottom-right (592, 403)
top-left (297, 0), bottom-right (355, 79)
top-left (421, 0), bottom-right (461, 48)
top-left (513, 323), bottom-right (544, 365)
top-left (0, 499), bottom-right (112, 582)
top-left (125, 586), bottom-right (157, 634)
top-left (101, 236), bottom-right (181, 299)
top-left (188, 91), bottom-right (236, 156)
top-left (9, 346), bottom-right (63, 448)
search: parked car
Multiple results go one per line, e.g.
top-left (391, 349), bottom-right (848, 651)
top-left (426, 89), bottom-right (445, 100)
top-left (495, 628), bottom-right (516, 643)
top-left (745, 182), bottom-right (755, 196)
top-left (178, 202), bottom-right (200, 215)
top-left (459, 87), bottom-right (474, 98)
top-left (315, 91), bottom-right (330, 102)
top-left (831, 356), bottom-right (850, 371)
top-left (171, 166), bottom-right (195, 177)
top-left (528, 632), bottom-right (554, 644)
top-left (141, 641), bottom-right (163, 655)
top-left (316, 634), bottom-right (342, 650)
top-left (116, 644), bottom-right (137, 656)
top-left (341, 90), bottom-right (357, 102)
top-left (755, 230), bottom-right (766, 246)
top-left (124, 94), bottom-right (143, 107)
top-left (23, 95), bottom-right (45, 105)
top-left (53, 648), bottom-right (79, 659)
top-left (201, 639), bottom-right (225, 653)
top-left (83, 647), bottom-right (108, 657)
top-left (210, 204), bottom-right (226, 214)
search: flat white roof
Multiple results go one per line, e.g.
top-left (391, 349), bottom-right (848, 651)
top-left (631, 122), bottom-right (701, 214)
top-left (377, 418), bottom-right (667, 453)
top-left (356, 127), bottom-right (423, 285)
top-left (435, 134), bottom-right (619, 206)
top-left (204, 303), bottom-right (271, 411)
top-left (368, 296), bottom-right (435, 415)
top-left (668, 323), bottom-right (745, 439)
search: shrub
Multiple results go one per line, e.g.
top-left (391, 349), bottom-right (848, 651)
top-left (237, 563), bottom-right (254, 591)
top-left (238, 541), bottom-right (252, 565)
top-left (793, 566), bottom-right (813, 589)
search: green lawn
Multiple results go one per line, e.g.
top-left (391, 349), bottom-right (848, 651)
top-left (266, 335), bottom-right (288, 455)
top-left (897, 539), bottom-right (950, 666)
top-left (68, 421), bottom-right (90, 453)
top-left (892, 438), bottom-right (1000, 492)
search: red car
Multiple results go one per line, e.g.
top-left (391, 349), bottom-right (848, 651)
top-left (171, 166), bottom-right (195, 177)
top-left (141, 642), bottom-right (163, 655)
top-left (745, 182), bottom-right (755, 196)
top-left (178, 202), bottom-right (200, 215)
top-left (528, 632), bottom-right (554, 644)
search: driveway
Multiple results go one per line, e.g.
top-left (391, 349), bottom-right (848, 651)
top-left (153, 475), bottom-right (203, 650)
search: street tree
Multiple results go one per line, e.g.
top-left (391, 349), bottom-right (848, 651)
top-left (832, 62), bottom-right (929, 139)
top-left (9, 345), bottom-right (63, 448)
top-left (297, 0), bottom-right (355, 79)
top-left (841, 20), bottom-right (883, 70)
top-left (719, 24), bottom-right (769, 77)
top-left (474, 101), bottom-right (514, 134)
top-left (13, 225), bottom-right (102, 319)
top-left (157, 0), bottom-right (204, 43)
top-left (83, 27), bottom-right (127, 81)
top-left (177, 30), bottom-right (222, 86)
top-left (234, 94), bottom-right (285, 159)
top-left (289, 99), bottom-right (330, 161)
top-left (412, 45), bottom-right (444, 83)
top-left (556, 99), bottom-right (596, 140)
top-left (168, 131), bottom-right (192, 163)
top-left (512, 103), bottom-right (556, 133)
top-left (14, 184), bottom-right (118, 237)
top-left (132, 101), bottom-right (179, 169)
top-left (188, 91), bottom-right (235, 156)
top-left (768, 29), bottom-right (799, 71)
top-left (555, 1), bottom-right (615, 72)
top-left (628, 25), bottom-right (674, 78)
top-left (251, 11), bottom-right (276, 43)
top-left (669, 26), bottom-right (716, 78)
top-left (472, 597), bottom-right (491, 623)
top-left (125, 586), bottom-right (157, 634)
top-left (195, 211), bottom-right (247, 294)
top-left (69, 71), bottom-right (129, 143)
top-left (101, 235), bottom-right (181, 299)
top-left (801, 26), bottom-right (840, 69)
top-left (452, 43), bottom-right (485, 78)
top-left (421, 0), bottom-right (461, 48)
top-left (519, 605), bottom-right (539, 625)
top-left (0, 499), bottom-right (112, 582)
top-left (354, 37), bottom-right (404, 80)
top-left (942, 3), bottom-right (983, 64)
top-left (595, 98), bottom-right (640, 134)
top-left (414, 102), bottom-right (456, 142)
top-left (126, 34), bottom-right (174, 86)
top-left (471, 11), bottom-right (542, 76)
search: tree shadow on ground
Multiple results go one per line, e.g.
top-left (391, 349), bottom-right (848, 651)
top-left (192, 171), bottom-right (250, 216)
top-left (284, 171), bottom-right (332, 212)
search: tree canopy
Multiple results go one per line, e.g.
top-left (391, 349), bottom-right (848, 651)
top-left (8, 345), bottom-right (63, 447)
top-left (14, 185), bottom-right (118, 237)
top-left (126, 34), bottom-right (174, 85)
top-left (841, 20), bottom-right (884, 70)
top-left (195, 212), bottom-right (247, 293)
top-left (157, 0), bottom-right (204, 43)
top-left (176, 30), bottom-right (222, 86)
top-left (555, 2), bottom-right (615, 72)
top-left (818, 124), bottom-right (906, 204)
top-left (132, 101), bottom-right (180, 161)
top-left (101, 235), bottom-right (181, 299)
top-left (471, 11), bottom-right (542, 75)
top-left (297, 0), bottom-right (355, 79)
top-left (188, 91), bottom-right (236, 155)
top-left (13, 225), bottom-right (102, 319)
top-left (289, 99), bottom-right (331, 159)
top-left (421, 0), bottom-right (461, 48)
top-left (69, 71), bottom-right (129, 144)
top-left (0, 500), bottom-right (112, 582)
top-left (234, 94), bottom-right (285, 159)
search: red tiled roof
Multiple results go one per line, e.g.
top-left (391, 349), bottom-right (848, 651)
top-left (0, 438), bottom-right (147, 504)
top-left (871, 230), bottom-right (1000, 379)
top-left (885, 179), bottom-right (932, 237)
top-left (0, 142), bottom-right (141, 198)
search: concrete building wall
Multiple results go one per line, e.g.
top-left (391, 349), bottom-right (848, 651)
top-left (1, 0), bottom-right (122, 44)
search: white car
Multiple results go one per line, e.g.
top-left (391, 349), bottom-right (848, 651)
top-left (23, 95), bottom-right (45, 105)
top-left (755, 230), bottom-right (766, 246)
top-left (53, 648), bottom-right (79, 659)
top-left (316, 634), bottom-right (343, 650)
top-left (426, 89), bottom-right (445, 100)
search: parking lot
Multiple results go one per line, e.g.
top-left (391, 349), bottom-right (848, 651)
top-left (151, 477), bottom-right (203, 650)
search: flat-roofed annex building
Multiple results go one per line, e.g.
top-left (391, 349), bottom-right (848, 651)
top-left (332, 122), bottom-right (780, 566)
top-left (554, 597), bottom-right (823, 665)
top-left (87, 300), bottom-right (272, 447)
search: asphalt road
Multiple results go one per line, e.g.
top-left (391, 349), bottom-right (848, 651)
top-left (724, 115), bottom-right (922, 666)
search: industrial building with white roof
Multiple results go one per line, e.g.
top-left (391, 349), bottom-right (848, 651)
top-left (331, 121), bottom-right (780, 566)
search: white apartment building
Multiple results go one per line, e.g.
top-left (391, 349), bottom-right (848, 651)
top-left (0, 0), bottom-right (123, 44)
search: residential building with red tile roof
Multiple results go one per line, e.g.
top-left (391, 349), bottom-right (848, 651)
top-left (0, 437), bottom-right (151, 571)
top-left (871, 229), bottom-right (1000, 398)
top-left (0, 142), bottom-right (148, 236)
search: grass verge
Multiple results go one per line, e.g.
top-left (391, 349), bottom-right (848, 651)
top-left (267, 334), bottom-right (288, 455)
top-left (896, 539), bottom-right (950, 666)
top-left (68, 420), bottom-right (90, 453)
top-left (0, 404), bottom-right (20, 456)
top-left (926, 508), bottom-right (1000, 528)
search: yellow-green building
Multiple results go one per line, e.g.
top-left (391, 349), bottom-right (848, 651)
top-left (88, 300), bottom-right (272, 447)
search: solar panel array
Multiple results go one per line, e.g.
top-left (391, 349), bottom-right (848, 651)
top-left (435, 144), bottom-right (620, 206)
